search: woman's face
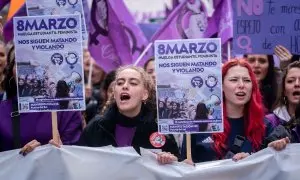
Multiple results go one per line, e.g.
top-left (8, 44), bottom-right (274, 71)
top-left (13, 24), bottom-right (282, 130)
top-left (189, 106), bottom-right (196, 119)
top-left (106, 81), bottom-right (114, 101)
top-left (18, 78), bottom-right (24, 86)
top-left (172, 103), bottom-right (177, 110)
top-left (97, 0), bottom-right (108, 30)
top-left (187, 104), bottom-right (196, 119)
top-left (33, 80), bottom-right (38, 87)
top-left (166, 99), bottom-right (172, 109)
top-left (159, 101), bottom-right (164, 108)
top-left (114, 68), bottom-right (148, 117)
top-left (188, 104), bottom-right (195, 112)
top-left (246, 54), bottom-right (269, 83)
top-left (285, 67), bottom-right (300, 106)
top-left (183, 104), bottom-right (188, 111)
top-left (26, 75), bottom-right (33, 85)
top-left (145, 60), bottom-right (156, 83)
top-left (92, 64), bottom-right (105, 84)
top-left (0, 44), bottom-right (6, 75)
top-left (223, 65), bottom-right (253, 107)
top-left (50, 83), bottom-right (56, 89)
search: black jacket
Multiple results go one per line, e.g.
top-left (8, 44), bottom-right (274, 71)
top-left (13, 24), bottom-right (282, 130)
top-left (78, 104), bottom-right (180, 158)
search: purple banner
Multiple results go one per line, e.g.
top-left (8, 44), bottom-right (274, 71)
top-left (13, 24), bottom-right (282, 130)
top-left (217, 0), bottom-right (233, 44)
top-left (139, 23), bottom-right (161, 41)
top-left (151, 0), bottom-right (217, 41)
top-left (3, 4), bottom-right (27, 43)
top-left (0, 0), bottom-right (9, 11)
top-left (88, 0), bottom-right (150, 72)
top-left (232, 0), bottom-right (300, 55)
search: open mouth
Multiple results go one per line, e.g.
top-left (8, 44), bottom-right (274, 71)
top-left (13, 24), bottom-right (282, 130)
top-left (253, 70), bottom-right (261, 75)
top-left (120, 93), bottom-right (131, 101)
top-left (293, 91), bottom-right (300, 96)
top-left (235, 92), bottom-right (246, 97)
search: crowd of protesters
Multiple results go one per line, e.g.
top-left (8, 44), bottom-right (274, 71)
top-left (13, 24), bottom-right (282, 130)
top-left (0, 40), bottom-right (299, 166)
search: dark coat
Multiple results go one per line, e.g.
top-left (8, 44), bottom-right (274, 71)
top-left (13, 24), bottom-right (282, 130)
top-left (78, 104), bottom-right (180, 158)
top-left (181, 117), bottom-right (274, 163)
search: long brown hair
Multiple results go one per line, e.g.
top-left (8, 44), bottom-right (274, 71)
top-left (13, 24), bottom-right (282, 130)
top-left (272, 61), bottom-right (300, 110)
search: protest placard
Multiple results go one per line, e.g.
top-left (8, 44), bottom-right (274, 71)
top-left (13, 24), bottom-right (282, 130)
top-left (232, 0), bottom-right (300, 55)
top-left (155, 38), bottom-right (223, 134)
top-left (26, 0), bottom-right (88, 47)
top-left (13, 15), bottom-right (85, 113)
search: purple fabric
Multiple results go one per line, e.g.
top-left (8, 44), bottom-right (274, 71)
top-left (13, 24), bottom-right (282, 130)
top-left (150, 0), bottom-right (218, 41)
top-left (0, 0), bottom-right (9, 11)
top-left (3, 4), bottom-right (26, 43)
top-left (266, 113), bottom-right (300, 143)
top-left (0, 99), bottom-right (83, 151)
top-left (115, 124), bottom-right (136, 147)
top-left (88, 0), bottom-right (150, 72)
top-left (216, 0), bottom-right (233, 44)
top-left (172, 0), bottom-right (181, 9)
top-left (150, 1), bottom-right (187, 41)
top-left (265, 113), bottom-right (280, 127)
top-left (110, 1), bottom-right (150, 65)
top-left (165, 0), bottom-right (180, 17)
top-left (139, 23), bottom-right (161, 41)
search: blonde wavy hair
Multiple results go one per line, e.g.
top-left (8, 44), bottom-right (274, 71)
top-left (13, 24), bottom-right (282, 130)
top-left (100, 65), bottom-right (156, 115)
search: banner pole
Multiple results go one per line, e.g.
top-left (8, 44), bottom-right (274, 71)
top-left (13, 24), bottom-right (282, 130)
top-left (186, 134), bottom-right (192, 160)
top-left (87, 59), bottom-right (93, 89)
top-left (51, 112), bottom-right (59, 142)
top-left (134, 43), bottom-right (153, 66)
top-left (227, 41), bottom-right (231, 61)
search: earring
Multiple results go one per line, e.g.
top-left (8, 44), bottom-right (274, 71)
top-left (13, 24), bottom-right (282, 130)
top-left (142, 100), bottom-right (147, 105)
top-left (283, 96), bottom-right (287, 105)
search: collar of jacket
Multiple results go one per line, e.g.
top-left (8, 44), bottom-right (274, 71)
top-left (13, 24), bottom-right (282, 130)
top-left (99, 104), bottom-right (155, 129)
top-left (273, 106), bottom-right (291, 122)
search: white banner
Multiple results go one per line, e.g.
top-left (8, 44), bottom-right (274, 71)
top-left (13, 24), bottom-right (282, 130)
top-left (1, 144), bottom-right (300, 180)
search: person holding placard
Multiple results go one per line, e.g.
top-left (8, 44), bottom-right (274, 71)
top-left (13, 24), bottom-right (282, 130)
top-left (84, 70), bottom-right (116, 124)
top-left (274, 45), bottom-right (300, 70)
top-left (179, 59), bottom-right (289, 163)
top-left (266, 61), bottom-right (300, 143)
top-left (83, 49), bottom-right (107, 124)
top-left (76, 66), bottom-right (179, 164)
top-left (0, 45), bottom-right (83, 154)
top-left (98, 70), bottom-right (116, 114)
top-left (245, 54), bottom-right (280, 113)
top-left (0, 41), bottom-right (6, 100)
top-left (144, 57), bottom-right (156, 83)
